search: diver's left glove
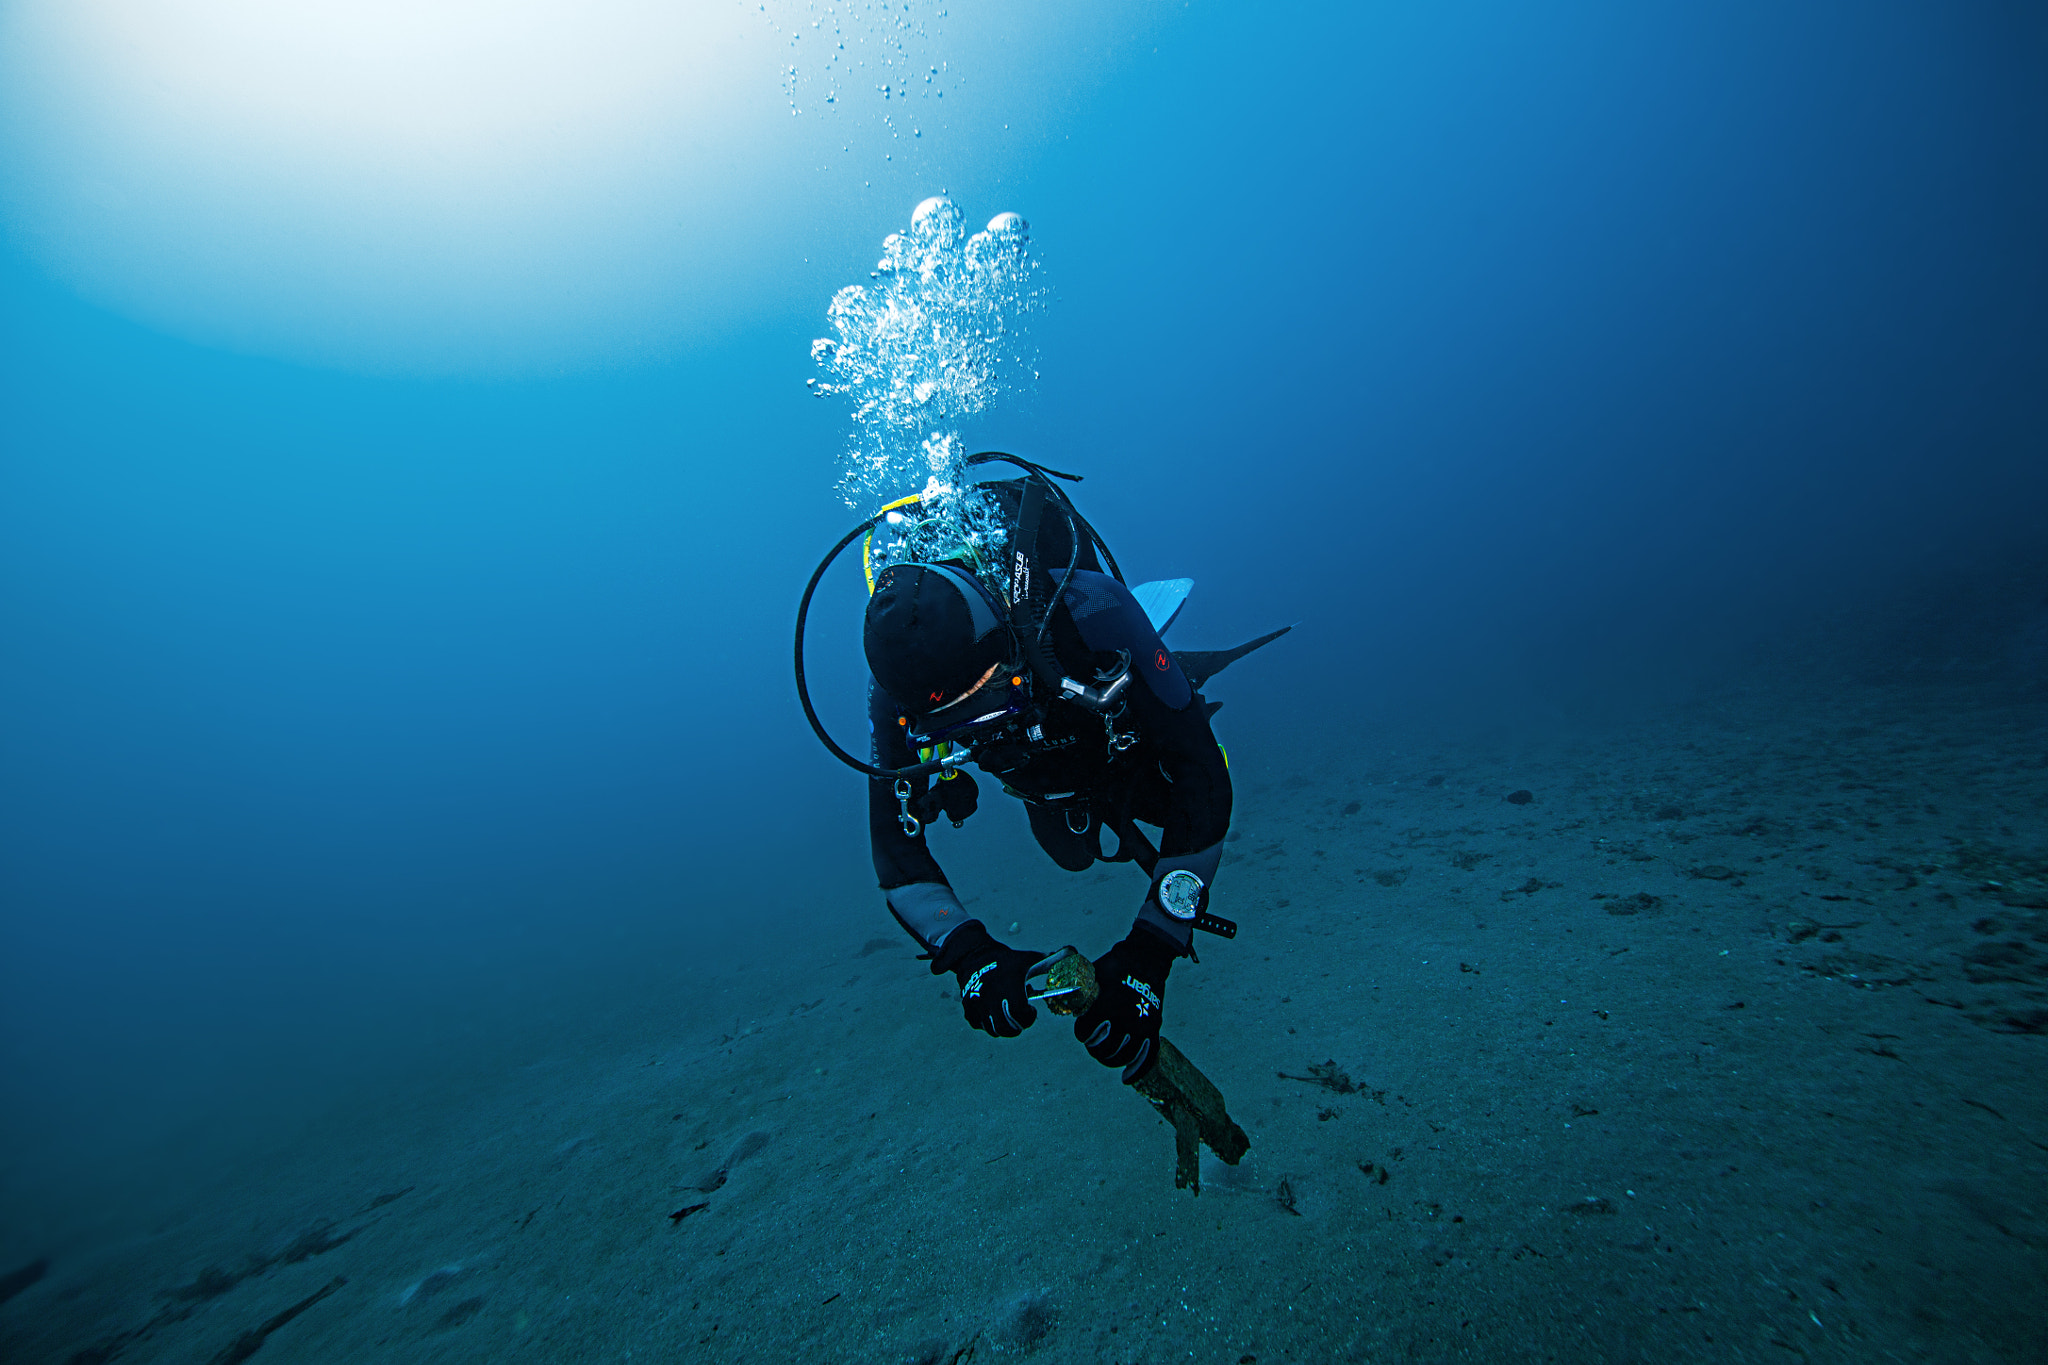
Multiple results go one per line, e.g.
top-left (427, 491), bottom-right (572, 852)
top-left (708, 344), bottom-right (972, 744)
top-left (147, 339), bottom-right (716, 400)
top-left (929, 921), bottom-right (1041, 1038)
top-left (1075, 928), bottom-right (1176, 1083)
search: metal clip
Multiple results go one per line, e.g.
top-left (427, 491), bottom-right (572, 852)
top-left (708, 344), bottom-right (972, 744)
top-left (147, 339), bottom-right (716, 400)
top-left (893, 778), bottom-right (921, 838)
top-left (1103, 703), bottom-right (1138, 756)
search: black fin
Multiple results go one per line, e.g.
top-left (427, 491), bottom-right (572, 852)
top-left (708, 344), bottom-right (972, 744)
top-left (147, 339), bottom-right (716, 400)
top-left (1174, 625), bottom-right (1292, 691)
top-left (1203, 700), bottom-right (1223, 719)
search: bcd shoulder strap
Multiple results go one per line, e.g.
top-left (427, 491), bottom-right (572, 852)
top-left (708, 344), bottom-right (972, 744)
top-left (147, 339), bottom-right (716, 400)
top-left (1008, 475), bottom-right (1049, 609)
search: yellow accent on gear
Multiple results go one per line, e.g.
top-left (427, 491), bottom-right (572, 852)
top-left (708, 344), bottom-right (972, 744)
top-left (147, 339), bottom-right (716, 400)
top-left (863, 494), bottom-right (926, 594)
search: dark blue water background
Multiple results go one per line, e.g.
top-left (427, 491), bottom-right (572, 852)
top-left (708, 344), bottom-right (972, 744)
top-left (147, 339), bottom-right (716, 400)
top-left (3, 0), bottom-right (2044, 1207)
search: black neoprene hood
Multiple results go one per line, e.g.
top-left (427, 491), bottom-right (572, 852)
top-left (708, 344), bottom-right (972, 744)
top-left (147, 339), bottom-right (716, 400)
top-left (863, 563), bottom-right (1011, 716)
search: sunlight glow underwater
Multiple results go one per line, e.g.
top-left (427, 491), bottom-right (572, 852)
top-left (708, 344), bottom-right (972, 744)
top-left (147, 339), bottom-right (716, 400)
top-left (0, 0), bottom-right (1116, 374)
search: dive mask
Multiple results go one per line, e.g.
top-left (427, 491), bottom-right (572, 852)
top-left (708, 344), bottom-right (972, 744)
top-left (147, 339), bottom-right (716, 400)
top-left (907, 669), bottom-right (1031, 749)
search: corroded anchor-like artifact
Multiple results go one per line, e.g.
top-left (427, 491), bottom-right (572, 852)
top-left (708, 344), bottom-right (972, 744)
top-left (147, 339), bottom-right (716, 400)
top-left (1031, 947), bottom-right (1250, 1193)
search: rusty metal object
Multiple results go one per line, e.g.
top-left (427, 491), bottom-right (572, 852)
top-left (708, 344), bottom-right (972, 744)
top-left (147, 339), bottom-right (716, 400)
top-left (1033, 948), bottom-right (1249, 1193)
top-left (1038, 947), bottom-right (1100, 1016)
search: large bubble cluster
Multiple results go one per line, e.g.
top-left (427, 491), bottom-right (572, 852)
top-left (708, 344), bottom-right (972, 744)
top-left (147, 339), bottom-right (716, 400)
top-left (811, 196), bottom-right (1044, 571)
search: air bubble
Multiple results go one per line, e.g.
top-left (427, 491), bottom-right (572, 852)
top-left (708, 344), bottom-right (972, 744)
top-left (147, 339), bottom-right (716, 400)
top-left (813, 198), bottom-right (1048, 551)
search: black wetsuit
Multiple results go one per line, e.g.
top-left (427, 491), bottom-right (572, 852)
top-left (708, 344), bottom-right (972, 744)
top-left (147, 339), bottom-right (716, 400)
top-left (869, 570), bottom-right (1232, 956)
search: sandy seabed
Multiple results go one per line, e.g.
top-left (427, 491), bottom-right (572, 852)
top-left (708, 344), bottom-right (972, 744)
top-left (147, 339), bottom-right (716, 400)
top-left (5, 675), bottom-right (2045, 1365)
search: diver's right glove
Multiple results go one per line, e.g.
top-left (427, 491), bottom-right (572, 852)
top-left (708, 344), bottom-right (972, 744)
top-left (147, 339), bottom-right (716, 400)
top-left (912, 771), bottom-right (979, 828)
top-left (929, 920), bottom-right (1041, 1038)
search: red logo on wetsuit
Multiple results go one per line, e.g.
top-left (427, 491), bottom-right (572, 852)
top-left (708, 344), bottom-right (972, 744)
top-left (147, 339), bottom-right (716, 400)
top-left (1155, 649), bottom-right (1170, 671)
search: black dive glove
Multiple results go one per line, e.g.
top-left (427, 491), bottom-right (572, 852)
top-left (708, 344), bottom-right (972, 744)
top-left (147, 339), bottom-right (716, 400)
top-left (1075, 928), bottom-right (1177, 1083)
top-left (912, 771), bottom-right (979, 828)
top-left (929, 920), bottom-right (1040, 1038)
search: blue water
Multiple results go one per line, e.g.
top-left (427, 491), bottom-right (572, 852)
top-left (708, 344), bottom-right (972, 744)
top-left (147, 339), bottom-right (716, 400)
top-left (2, 1), bottom-right (2045, 1356)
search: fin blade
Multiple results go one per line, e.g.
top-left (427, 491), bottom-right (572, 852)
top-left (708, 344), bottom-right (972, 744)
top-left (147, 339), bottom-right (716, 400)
top-left (1175, 624), bottom-right (1292, 691)
top-left (1131, 578), bottom-right (1194, 635)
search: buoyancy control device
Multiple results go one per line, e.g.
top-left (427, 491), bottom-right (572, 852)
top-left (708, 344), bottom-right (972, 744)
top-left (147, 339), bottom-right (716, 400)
top-left (795, 451), bottom-right (1291, 822)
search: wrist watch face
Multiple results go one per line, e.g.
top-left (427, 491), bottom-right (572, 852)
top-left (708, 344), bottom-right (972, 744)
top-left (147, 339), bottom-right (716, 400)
top-left (1158, 868), bottom-right (1205, 920)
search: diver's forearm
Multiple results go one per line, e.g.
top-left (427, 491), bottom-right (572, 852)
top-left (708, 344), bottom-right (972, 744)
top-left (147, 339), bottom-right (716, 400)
top-left (883, 880), bottom-right (976, 951)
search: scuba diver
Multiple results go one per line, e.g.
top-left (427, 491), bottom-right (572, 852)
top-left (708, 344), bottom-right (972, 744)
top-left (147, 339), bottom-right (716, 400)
top-left (795, 454), bottom-right (1286, 1083)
